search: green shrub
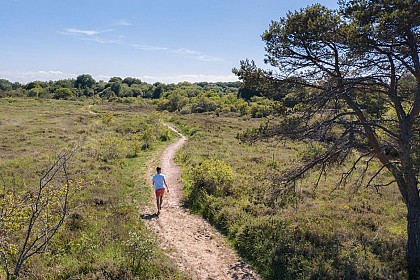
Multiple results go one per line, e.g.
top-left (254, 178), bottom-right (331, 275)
top-left (190, 159), bottom-right (235, 197)
top-left (97, 136), bottom-right (127, 161)
top-left (235, 217), bottom-right (289, 279)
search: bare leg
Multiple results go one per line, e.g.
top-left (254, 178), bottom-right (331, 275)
top-left (159, 196), bottom-right (163, 210)
top-left (156, 196), bottom-right (161, 214)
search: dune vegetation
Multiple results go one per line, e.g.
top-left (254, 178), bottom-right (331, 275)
top-left (173, 113), bottom-right (407, 279)
top-left (1, 0), bottom-right (419, 278)
top-left (0, 98), bottom-right (187, 279)
top-left (0, 87), bottom-right (411, 279)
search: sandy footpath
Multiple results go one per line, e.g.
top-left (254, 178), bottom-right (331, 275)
top-left (142, 125), bottom-right (260, 280)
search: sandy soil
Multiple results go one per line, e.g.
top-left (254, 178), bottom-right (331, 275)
top-left (142, 125), bottom-right (260, 280)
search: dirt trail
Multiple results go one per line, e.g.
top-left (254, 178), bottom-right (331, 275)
top-left (142, 125), bottom-right (260, 280)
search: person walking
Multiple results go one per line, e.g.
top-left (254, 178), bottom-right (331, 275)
top-left (152, 166), bottom-right (169, 215)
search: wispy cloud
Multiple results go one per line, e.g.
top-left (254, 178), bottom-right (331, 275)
top-left (172, 48), bottom-right (225, 62)
top-left (113, 19), bottom-right (132, 26)
top-left (80, 37), bottom-right (122, 45)
top-left (172, 48), bottom-right (201, 56)
top-left (62, 28), bottom-right (113, 36)
top-left (61, 27), bottom-right (224, 62)
top-left (128, 43), bottom-right (168, 51)
top-left (61, 27), bottom-right (167, 51)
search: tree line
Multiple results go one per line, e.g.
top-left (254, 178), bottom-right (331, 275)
top-left (0, 75), bottom-right (239, 100)
top-left (0, 75), bottom-right (296, 118)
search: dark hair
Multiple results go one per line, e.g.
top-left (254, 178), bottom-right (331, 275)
top-left (156, 167), bottom-right (161, 172)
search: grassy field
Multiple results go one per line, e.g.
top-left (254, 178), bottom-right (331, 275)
top-left (0, 98), bottom-right (188, 279)
top-left (172, 113), bottom-right (407, 279)
top-left (0, 98), bottom-right (408, 279)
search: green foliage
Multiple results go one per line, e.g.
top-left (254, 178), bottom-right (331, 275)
top-left (190, 159), bottom-right (234, 197)
top-left (53, 87), bottom-right (74, 100)
top-left (75, 74), bottom-right (96, 90)
top-left (0, 78), bottom-right (272, 118)
top-left (27, 87), bottom-right (50, 99)
top-left (97, 136), bottom-right (127, 161)
top-left (100, 113), bottom-right (114, 126)
top-left (140, 124), bottom-right (155, 150)
top-left (235, 217), bottom-right (288, 279)
top-left (0, 79), bottom-right (14, 91)
top-left (123, 230), bottom-right (155, 274)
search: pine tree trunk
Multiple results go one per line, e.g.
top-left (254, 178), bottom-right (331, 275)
top-left (406, 179), bottom-right (420, 279)
top-left (407, 207), bottom-right (420, 279)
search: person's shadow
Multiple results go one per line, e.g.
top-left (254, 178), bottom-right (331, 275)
top-left (141, 212), bottom-right (159, 220)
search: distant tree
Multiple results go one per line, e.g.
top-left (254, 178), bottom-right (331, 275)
top-left (151, 82), bottom-right (165, 99)
top-left (237, 87), bottom-right (261, 102)
top-left (11, 82), bottom-right (21, 90)
top-left (194, 82), bottom-right (209, 88)
top-left (108, 82), bottom-right (121, 97)
top-left (122, 77), bottom-right (142, 86)
top-left (94, 81), bottom-right (107, 95)
top-left (120, 84), bottom-right (133, 97)
top-left (108, 77), bottom-right (122, 84)
top-left (219, 81), bottom-right (242, 88)
top-left (130, 84), bottom-right (144, 97)
top-left (27, 87), bottom-right (48, 99)
top-left (0, 80), bottom-right (23, 98)
top-left (234, 0), bottom-right (420, 278)
top-left (100, 87), bottom-right (116, 99)
top-left (0, 79), bottom-right (13, 91)
top-left (191, 93), bottom-right (219, 113)
top-left (75, 74), bottom-right (96, 90)
top-left (165, 91), bottom-right (189, 112)
top-left (51, 79), bottom-right (75, 90)
top-left (24, 81), bottom-right (49, 91)
top-left (53, 88), bottom-right (74, 100)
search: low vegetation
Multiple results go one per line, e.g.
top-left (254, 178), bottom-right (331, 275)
top-left (0, 95), bottom-right (411, 279)
top-left (173, 114), bottom-right (407, 279)
top-left (0, 98), bottom-right (187, 279)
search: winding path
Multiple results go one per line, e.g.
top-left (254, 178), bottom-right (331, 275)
top-left (143, 125), bottom-right (260, 280)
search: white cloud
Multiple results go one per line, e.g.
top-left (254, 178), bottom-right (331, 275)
top-left (113, 19), bottom-right (132, 26)
top-left (63, 28), bottom-right (113, 36)
top-left (173, 48), bottom-right (201, 56)
top-left (0, 70), bottom-right (78, 83)
top-left (129, 43), bottom-right (168, 51)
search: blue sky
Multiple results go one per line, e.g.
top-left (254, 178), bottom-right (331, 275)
top-left (0, 0), bottom-right (338, 84)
